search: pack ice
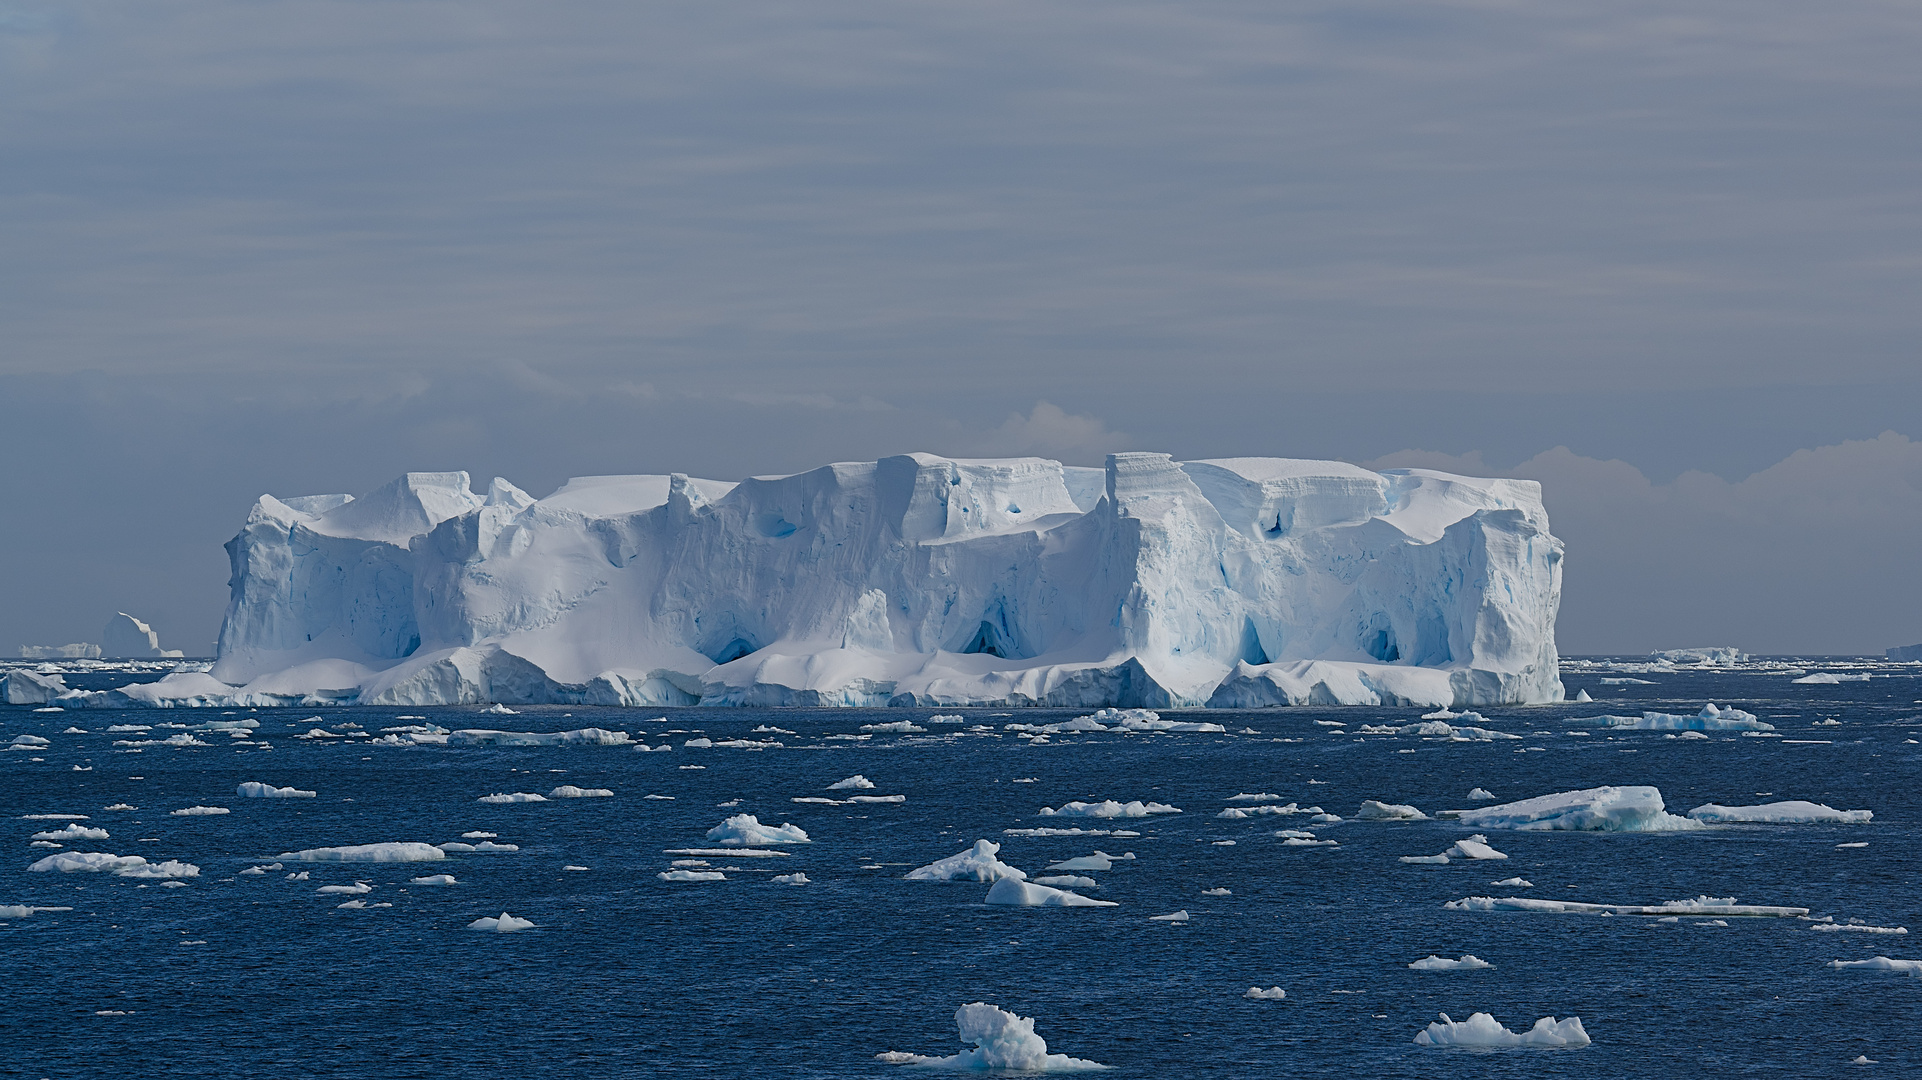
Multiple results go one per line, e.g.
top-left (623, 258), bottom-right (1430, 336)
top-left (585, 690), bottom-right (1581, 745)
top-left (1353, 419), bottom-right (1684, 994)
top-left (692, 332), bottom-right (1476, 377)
top-left (73, 453), bottom-right (1562, 709)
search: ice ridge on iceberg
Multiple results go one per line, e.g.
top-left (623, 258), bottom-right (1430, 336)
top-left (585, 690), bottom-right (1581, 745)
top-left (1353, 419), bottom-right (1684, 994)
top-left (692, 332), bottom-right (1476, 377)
top-left (79, 453), bottom-right (1563, 710)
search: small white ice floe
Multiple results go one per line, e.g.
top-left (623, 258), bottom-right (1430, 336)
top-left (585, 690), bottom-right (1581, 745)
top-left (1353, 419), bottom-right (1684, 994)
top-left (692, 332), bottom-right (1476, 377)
top-left (1045, 851), bottom-right (1132, 872)
top-left (467, 912), bottom-right (534, 931)
top-left (1837, 842), bottom-right (1869, 849)
top-left (479, 703), bottom-right (519, 715)
top-left (1243, 986), bottom-right (1286, 1000)
top-left (1414, 1011), bottom-right (1590, 1048)
top-left (1149, 910), bottom-right (1190, 922)
top-left (1809, 922), bottom-right (1907, 935)
top-left (877, 1002), bottom-right (1109, 1071)
top-left (1467, 788), bottom-right (1496, 801)
top-left (28, 852), bottom-right (200, 879)
top-left (277, 843), bottom-right (445, 863)
top-left (908, 840), bottom-right (1027, 882)
top-left (861, 721), bottom-right (925, 733)
top-left (1686, 801), bottom-right (1872, 824)
top-left (1409, 954), bottom-right (1494, 971)
top-left (1447, 894), bottom-right (1807, 917)
top-left (170, 806), bottom-right (230, 816)
top-left (1401, 835), bottom-right (1510, 865)
top-left (563, 865), bottom-right (590, 871)
top-left (705, 814), bottom-right (810, 846)
top-left (1227, 792), bottom-right (1284, 803)
top-left (238, 863), bottom-right (282, 875)
top-left (1202, 887), bottom-right (1232, 896)
top-left (336, 900), bottom-right (369, 909)
top-left (237, 782), bottom-right (316, 798)
top-left (1033, 875), bottom-right (1097, 888)
top-left (1357, 800), bottom-right (1426, 821)
top-left (985, 878), bottom-right (1117, 907)
top-left (658, 870), bottom-right (726, 882)
top-left (31, 824), bottom-right (109, 842)
top-left (1492, 877), bottom-right (1534, 887)
top-left (287, 871), bottom-right (310, 880)
top-left (771, 872), bottom-right (810, 885)
top-left (828, 774), bottom-right (876, 790)
top-left (410, 874), bottom-right (458, 885)
top-left (1854, 1055), bottom-right (1879, 1064)
top-left (316, 881), bottom-right (373, 895)
top-left (1829, 957), bottom-right (1922, 975)
top-left (1040, 800), bottom-right (1180, 818)
top-left (548, 786), bottom-right (613, 798)
top-left (478, 792), bottom-right (548, 804)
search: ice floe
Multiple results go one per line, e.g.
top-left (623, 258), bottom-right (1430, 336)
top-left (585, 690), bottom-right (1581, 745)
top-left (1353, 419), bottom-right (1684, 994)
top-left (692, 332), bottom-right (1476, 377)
top-left (881, 1002), bottom-right (1110, 1071)
top-left (277, 842), bottom-right (446, 863)
top-left (31, 824), bottom-right (109, 842)
top-left (236, 782), bottom-right (316, 798)
top-left (1044, 852), bottom-right (1132, 872)
top-left (705, 814), bottom-right (810, 846)
top-left (1033, 875), bottom-right (1097, 888)
top-left (1149, 910), bottom-right (1190, 922)
top-left (772, 872), bottom-right (810, 884)
top-left (1414, 1012), bottom-right (1590, 1048)
top-left (907, 840), bottom-right (1027, 882)
top-left (1809, 922), bottom-right (1906, 935)
top-left (985, 878), bottom-right (1117, 907)
top-left (447, 728), bottom-right (631, 747)
top-left (0, 905), bottom-right (73, 918)
top-left (1452, 786), bottom-right (1700, 832)
top-left (169, 806), bottom-right (230, 817)
top-left (862, 721), bottom-right (925, 734)
top-left (828, 775), bottom-right (875, 790)
top-left (1201, 887), bottom-right (1232, 896)
top-left (1686, 801), bottom-right (1872, 824)
top-left (1829, 957), bottom-right (1922, 974)
top-left (1793, 672), bottom-right (1871, 684)
top-left (1446, 894), bottom-right (1807, 917)
top-left (478, 792), bottom-right (548, 803)
top-left (1227, 792), bottom-right (1284, 803)
top-left (548, 786), bottom-right (614, 798)
top-left (1243, 986), bottom-right (1286, 1000)
top-left (1040, 800), bottom-right (1180, 818)
top-left (1571, 703), bottom-right (1773, 732)
top-left (1467, 788), bottom-right (1495, 801)
top-left (1357, 800), bottom-right (1426, 821)
top-left (467, 912), bottom-right (535, 931)
top-left (316, 881), bottom-right (374, 895)
top-left (410, 874), bottom-right (458, 885)
top-left (659, 870), bottom-right (726, 881)
top-left (928, 715), bottom-right (965, 724)
top-left (1492, 877), bottom-right (1533, 887)
top-left (28, 852), bottom-right (200, 879)
top-left (1357, 721), bottom-right (1519, 741)
top-left (1409, 954), bottom-right (1494, 971)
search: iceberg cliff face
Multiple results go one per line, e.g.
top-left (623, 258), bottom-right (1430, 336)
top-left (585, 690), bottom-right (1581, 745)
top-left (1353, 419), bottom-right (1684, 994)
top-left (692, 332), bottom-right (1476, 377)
top-left (118, 452), bottom-right (1563, 708)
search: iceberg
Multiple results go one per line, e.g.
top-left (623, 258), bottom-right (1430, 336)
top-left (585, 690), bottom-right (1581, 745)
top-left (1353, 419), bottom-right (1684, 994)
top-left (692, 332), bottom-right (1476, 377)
top-left (882, 1002), bottom-right (1110, 1071)
top-left (1, 669), bottom-right (69, 705)
top-left (446, 728), bottom-right (631, 747)
top-left (477, 792), bottom-right (548, 803)
top-left (1409, 954), bottom-right (1494, 971)
top-left (771, 872), bottom-right (810, 884)
top-left (906, 840), bottom-right (1027, 882)
top-left (101, 613), bottom-right (184, 658)
top-left (1570, 704), bottom-right (1773, 732)
top-left (1413, 1012), bottom-right (1590, 1048)
top-left (1452, 786), bottom-right (1700, 832)
top-left (1829, 957), bottom-right (1922, 975)
top-left (1040, 800), bottom-right (1180, 818)
top-left (277, 842), bottom-right (446, 863)
top-left (31, 824), bottom-right (109, 841)
top-left (237, 782), bottom-right (317, 798)
top-left (704, 814), bottom-right (810, 846)
top-left (467, 912), bottom-right (535, 931)
top-left (106, 455), bottom-right (1561, 710)
top-left (984, 877), bottom-right (1118, 907)
top-left (548, 786), bottom-right (614, 798)
top-left (1445, 894), bottom-right (1807, 917)
top-left (827, 775), bottom-right (875, 789)
top-left (1687, 801), bottom-right (1872, 824)
top-left (28, 852), bottom-right (200, 879)
top-left (1357, 800), bottom-right (1426, 821)
top-left (1243, 986), bottom-right (1287, 1000)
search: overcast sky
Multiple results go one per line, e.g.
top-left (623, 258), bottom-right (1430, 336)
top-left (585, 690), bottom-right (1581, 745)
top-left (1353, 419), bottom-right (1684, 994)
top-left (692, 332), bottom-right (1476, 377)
top-left (3, 1), bottom-right (1919, 656)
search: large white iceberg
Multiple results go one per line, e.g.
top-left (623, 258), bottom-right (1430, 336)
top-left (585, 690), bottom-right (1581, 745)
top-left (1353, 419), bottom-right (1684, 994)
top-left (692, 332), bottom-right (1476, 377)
top-left (1413, 1012), bottom-right (1590, 1048)
top-left (1452, 786), bottom-right (1701, 832)
top-left (705, 814), bottom-right (810, 846)
top-left (77, 454), bottom-right (1563, 709)
top-left (882, 1002), bottom-right (1110, 1071)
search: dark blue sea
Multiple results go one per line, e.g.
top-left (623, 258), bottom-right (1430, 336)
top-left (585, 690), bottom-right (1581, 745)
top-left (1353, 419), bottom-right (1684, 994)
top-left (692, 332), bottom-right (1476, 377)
top-left (3, 659), bottom-right (1918, 1078)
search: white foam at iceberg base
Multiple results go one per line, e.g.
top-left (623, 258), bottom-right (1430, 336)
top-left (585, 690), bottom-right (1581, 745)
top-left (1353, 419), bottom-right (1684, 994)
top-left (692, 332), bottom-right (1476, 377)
top-left (27, 852), bottom-right (200, 879)
top-left (1040, 800), bottom-right (1180, 818)
top-left (705, 814), bottom-right (811, 846)
top-left (907, 840), bottom-right (1027, 882)
top-left (1243, 987), bottom-right (1286, 1000)
top-left (1686, 801), bottom-right (1872, 824)
top-left (1410, 954), bottom-right (1494, 971)
top-left (1414, 1012), bottom-right (1589, 1048)
top-left (237, 782), bottom-right (317, 798)
top-left (828, 775), bottom-right (876, 790)
top-left (881, 1003), bottom-right (1111, 1071)
top-left (1452, 786), bottom-right (1701, 832)
top-left (467, 912), bottom-right (534, 931)
top-left (1829, 957), bottom-right (1922, 975)
top-left (548, 786), bottom-right (614, 798)
top-left (1446, 894), bottom-right (1808, 917)
top-left (1357, 800), bottom-right (1426, 821)
top-left (985, 877), bottom-right (1118, 907)
top-left (277, 842), bottom-right (446, 863)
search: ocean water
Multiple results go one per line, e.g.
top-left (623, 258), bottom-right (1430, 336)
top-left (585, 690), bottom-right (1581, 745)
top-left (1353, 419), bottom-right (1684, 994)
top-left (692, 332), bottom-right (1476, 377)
top-left (3, 659), bottom-right (1919, 1078)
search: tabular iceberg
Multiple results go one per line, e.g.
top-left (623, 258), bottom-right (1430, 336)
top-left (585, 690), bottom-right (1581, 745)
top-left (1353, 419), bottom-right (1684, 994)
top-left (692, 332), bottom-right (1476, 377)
top-left (75, 452), bottom-right (1563, 709)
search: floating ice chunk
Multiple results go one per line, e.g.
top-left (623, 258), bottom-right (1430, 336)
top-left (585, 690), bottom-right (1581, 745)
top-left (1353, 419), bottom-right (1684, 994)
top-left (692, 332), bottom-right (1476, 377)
top-left (1492, 877), bottom-right (1533, 887)
top-left (884, 1002), bottom-right (1110, 1071)
top-left (1574, 689), bottom-right (1592, 702)
top-left (928, 715), bottom-right (965, 724)
top-left (1829, 957), bottom-right (1922, 974)
top-left (1687, 801), bottom-right (1872, 824)
top-left (1149, 910), bottom-right (1190, 922)
top-left (1454, 786), bottom-right (1701, 832)
top-left (294, 729), bottom-right (343, 740)
top-left (1033, 875), bottom-right (1097, 888)
top-left (563, 865), bottom-right (590, 871)
top-left (478, 792), bottom-right (548, 804)
top-left (278, 842), bottom-right (446, 863)
top-left (410, 874), bottom-right (458, 885)
top-left (1409, 954), bottom-right (1494, 971)
top-left (1358, 721), bottom-right (1518, 741)
top-left (1280, 836), bottom-right (1338, 846)
top-left (1045, 852), bottom-right (1129, 872)
top-left (118, 860), bottom-right (201, 880)
top-left (907, 840), bottom-right (1027, 882)
top-left (0, 905), bottom-right (72, 918)
top-left (448, 728), bottom-right (631, 747)
top-left (828, 775), bottom-right (876, 790)
top-left (336, 900), bottom-right (369, 909)
top-left (237, 782), bottom-right (316, 798)
top-left (467, 912), bottom-right (535, 931)
top-left (1793, 672), bottom-right (1870, 684)
top-left (861, 721), bottom-right (926, 734)
top-left (1446, 835), bottom-right (1508, 860)
top-left (28, 851), bottom-right (146, 874)
top-left (658, 869), bottom-right (726, 881)
top-left (1227, 793), bottom-right (1284, 803)
top-left (1446, 894), bottom-right (1807, 917)
top-left (1413, 1012), bottom-right (1590, 1048)
top-left (31, 824), bottom-right (109, 842)
top-left (1809, 923), bottom-right (1907, 935)
top-left (1040, 800), bottom-right (1180, 818)
top-left (548, 786), bottom-right (613, 798)
top-left (20, 814), bottom-right (91, 821)
top-left (772, 872), bottom-right (810, 884)
top-left (316, 882), bottom-right (373, 895)
top-left (1357, 800), bottom-right (1426, 821)
top-left (705, 814), bottom-right (810, 846)
top-left (1467, 788), bottom-right (1495, 801)
top-left (9, 734), bottom-right (51, 747)
top-left (985, 877), bottom-right (1118, 907)
top-left (105, 725), bottom-right (151, 733)
top-left (239, 863), bottom-right (281, 875)
top-left (664, 847), bottom-right (791, 858)
top-left (850, 795), bottom-right (907, 804)
top-left (480, 704), bottom-right (519, 715)
top-left (1574, 704), bottom-right (1773, 732)
top-left (1243, 986), bottom-right (1286, 1000)
top-left (287, 871), bottom-right (309, 880)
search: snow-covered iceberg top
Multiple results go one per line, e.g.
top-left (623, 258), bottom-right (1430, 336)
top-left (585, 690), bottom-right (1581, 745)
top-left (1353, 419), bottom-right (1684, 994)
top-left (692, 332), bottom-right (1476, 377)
top-left (1452, 786), bottom-right (1701, 832)
top-left (86, 452), bottom-right (1562, 710)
